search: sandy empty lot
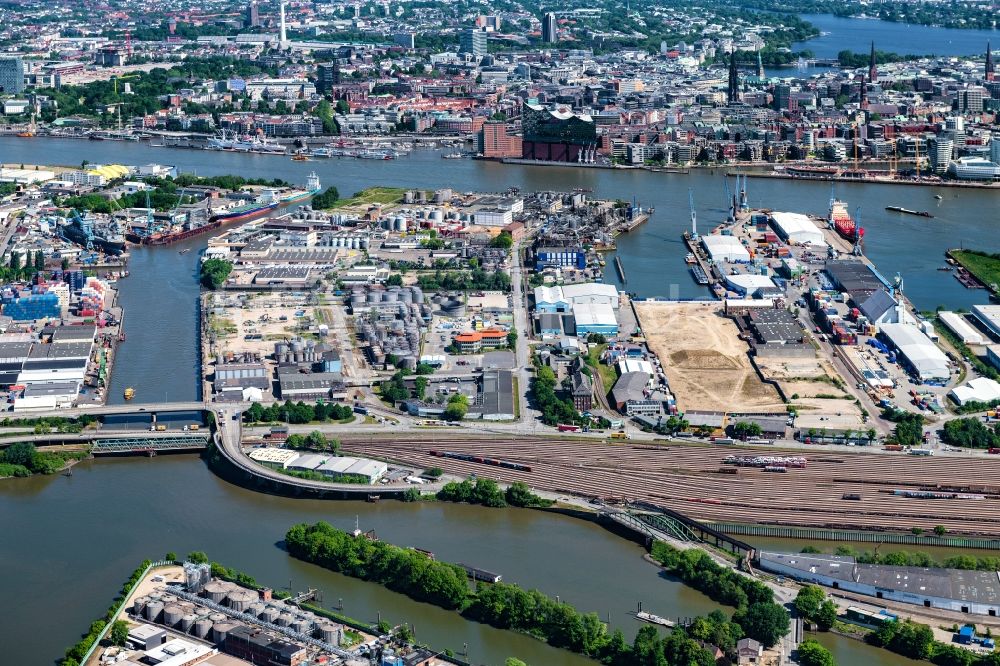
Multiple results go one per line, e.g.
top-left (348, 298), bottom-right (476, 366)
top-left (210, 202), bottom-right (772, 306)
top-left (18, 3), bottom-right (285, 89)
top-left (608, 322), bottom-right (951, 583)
top-left (635, 301), bottom-right (784, 413)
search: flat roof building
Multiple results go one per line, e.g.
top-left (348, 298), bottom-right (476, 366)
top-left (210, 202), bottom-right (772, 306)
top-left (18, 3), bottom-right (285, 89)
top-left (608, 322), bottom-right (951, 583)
top-left (939, 311), bottom-right (986, 346)
top-left (972, 305), bottom-right (1000, 340)
top-left (770, 212), bottom-right (826, 246)
top-left (701, 234), bottom-right (751, 263)
top-left (879, 323), bottom-right (950, 382)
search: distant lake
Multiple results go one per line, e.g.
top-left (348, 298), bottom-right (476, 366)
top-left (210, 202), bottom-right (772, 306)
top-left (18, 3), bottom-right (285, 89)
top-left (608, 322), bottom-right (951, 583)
top-left (792, 13), bottom-right (997, 59)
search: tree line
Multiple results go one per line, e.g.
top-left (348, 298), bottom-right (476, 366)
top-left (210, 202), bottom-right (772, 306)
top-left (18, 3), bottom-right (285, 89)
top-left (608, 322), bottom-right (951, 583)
top-left (0, 442), bottom-right (84, 479)
top-left (436, 478), bottom-right (549, 508)
top-left (285, 521), bottom-right (748, 664)
top-left (243, 400), bottom-right (354, 425)
top-left (416, 268), bottom-right (512, 292)
top-left (530, 364), bottom-right (582, 426)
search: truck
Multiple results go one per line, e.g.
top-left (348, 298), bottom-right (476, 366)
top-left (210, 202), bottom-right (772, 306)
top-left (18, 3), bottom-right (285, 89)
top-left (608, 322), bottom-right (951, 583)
top-left (557, 424), bottom-right (581, 432)
top-left (610, 432), bottom-right (631, 440)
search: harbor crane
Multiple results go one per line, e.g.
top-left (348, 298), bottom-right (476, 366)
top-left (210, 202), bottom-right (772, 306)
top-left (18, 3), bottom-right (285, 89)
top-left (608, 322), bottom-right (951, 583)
top-left (688, 188), bottom-right (697, 239)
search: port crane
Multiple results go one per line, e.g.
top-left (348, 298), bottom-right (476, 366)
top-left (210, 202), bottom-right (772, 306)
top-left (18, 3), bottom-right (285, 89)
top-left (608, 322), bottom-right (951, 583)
top-left (688, 188), bottom-right (698, 239)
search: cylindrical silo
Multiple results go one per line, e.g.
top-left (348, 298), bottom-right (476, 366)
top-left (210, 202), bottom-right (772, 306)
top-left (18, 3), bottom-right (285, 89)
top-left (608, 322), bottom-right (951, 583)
top-left (180, 614), bottom-right (197, 632)
top-left (399, 289), bottom-right (412, 304)
top-left (260, 607), bottom-right (279, 624)
top-left (203, 581), bottom-right (229, 604)
top-left (212, 621), bottom-right (239, 643)
top-left (163, 604), bottom-right (185, 628)
top-left (248, 602), bottom-right (266, 618)
top-left (317, 623), bottom-right (342, 645)
top-left (227, 588), bottom-right (256, 612)
top-left (132, 596), bottom-right (148, 616)
top-left (292, 618), bottom-right (312, 634)
top-left (161, 594), bottom-right (178, 605)
top-left (209, 613), bottom-right (227, 624)
top-left (366, 291), bottom-right (379, 304)
top-left (193, 617), bottom-right (213, 638)
top-left (276, 612), bottom-right (295, 627)
top-left (145, 600), bottom-right (164, 622)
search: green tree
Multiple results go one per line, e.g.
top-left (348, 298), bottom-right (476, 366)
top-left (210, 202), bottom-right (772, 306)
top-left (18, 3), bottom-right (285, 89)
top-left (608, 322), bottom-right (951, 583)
top-left (507, 329), bottom-right (518, 348)
top-left (187, 551), bottom-right (209, 564)
top-left (934, 525), bottom-right (947, 536)
top-left (2, 441), bottom-right (36, 467)
top-left (200, 258), bottom-right (233, 289)
top-left (109, 620), bottom-right (130, 647)
top-left (444, 393), bottom-right (468, 421)
top-left (815, 600), bottom-right (838, 631)
top-left (892, 413), bottom-right (924, 446)
top-left (505, 659), bottom-right (528, 666)
top-left (797, 638), bottom-right (835, 666)
top-left (732, 421), bottom-right (764, 440)
top-left (311, 186), bottom-right (341, 209)
top-left (734, 601), bottom-right (790, 648)
top-left (386, 273), bottom-right (404, 287)
top-left (506, 481), bottom-right (543, 507)
top-left (414, 376), bottom-right (428, 400)
top-left (794, 585), bottom-right (825, 619)
top-left (490, 232), bottom-right (514, 249)
top-left (165, 551), bottom-right (178, 561)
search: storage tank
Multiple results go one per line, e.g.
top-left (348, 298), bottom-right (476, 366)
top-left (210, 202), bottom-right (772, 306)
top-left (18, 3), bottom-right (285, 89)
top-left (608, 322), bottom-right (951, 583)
top-left (144, 600), bottom-right (164, 622)
top-left (247, 602), bottom-right (266, 618)
top-left (132, 596), bottom-right (148, 616)
top-left (430, 210), bottom-right (444, 224)
top-left (317, 623), bottom-right (343, 646)
top-left (276, 612), bottom-right (296, 627)
top-left (163, 604), bottom-right (185, 628)
top-left (227, 588), bottom-right (256, 612)
top-left (203, 581), bottom-right (230, 604)
top-left (260, 607), bottom-right (280, 624)
top-left (212, 621), bottom-right (239, 643)
top-left (291, 618), bottom-right (312, 634)
top-left (192, 618), bottom-right (213, 638)
top-left (180, 614), bottom-right (197, 633)
top-left (366, 291), bottom-right (379, 304)
top-left (384, 290), bottom-right (398, 303)
top-left (399, 289), bottom-right (413, 304)
top-left (161, 594), bottom-right (178, 604)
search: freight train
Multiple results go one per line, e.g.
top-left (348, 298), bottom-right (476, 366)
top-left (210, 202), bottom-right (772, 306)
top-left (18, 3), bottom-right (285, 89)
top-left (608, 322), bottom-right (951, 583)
top-left (428, 450), bottom-right (533, 472)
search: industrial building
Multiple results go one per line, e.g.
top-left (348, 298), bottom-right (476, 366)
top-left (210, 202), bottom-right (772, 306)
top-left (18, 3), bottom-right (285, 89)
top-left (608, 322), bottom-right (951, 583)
top-left (533, 283), bottom-right (620, 337)
top-left (747, 309), bottom-right (804, 345)
top-left (285, 453), bottom-right (387, 483)
top-left (939, 311), bottom-right (986, 345)
top-left (701, 234), bottom-right (751, 263)
top-left (769, 212), bottom-right (826, 246)
top-left (725, 274), bottom-right (777, 298)
top-left (535, 246), bottom-right (586, 270)
top-left (610, 371), bottom-right (655, 415)
top-left (949, 377), bottom-right (1000, 406)
top-left (972, 304), bottom-right (1000, 340)
top-left (878, 323), bottom-right (951, 382)
top-left (824, 260), bottom-right (885, 296)
top-left (476, 369), bottom-right (515, 420)
top-left (572, 302), bottom-right (618, 336)
top-left (758, 551), bottom-right (1000, 616)
top-left (277, 372), bottom-right (346, 401)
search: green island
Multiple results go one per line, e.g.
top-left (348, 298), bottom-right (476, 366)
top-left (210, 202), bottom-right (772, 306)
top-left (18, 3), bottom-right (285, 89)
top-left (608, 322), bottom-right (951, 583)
top-left (284, 521), bottom-right (820, 665)
top-left (0, 441), bottom-right (89, 478)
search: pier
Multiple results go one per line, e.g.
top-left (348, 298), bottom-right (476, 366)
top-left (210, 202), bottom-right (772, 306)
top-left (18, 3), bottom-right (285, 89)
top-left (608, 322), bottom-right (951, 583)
top-left (615, 255), bottom-right (627, 284)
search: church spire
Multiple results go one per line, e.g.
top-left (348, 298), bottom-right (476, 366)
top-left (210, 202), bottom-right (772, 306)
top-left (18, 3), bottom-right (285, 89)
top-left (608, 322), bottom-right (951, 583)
top-left (868, 41), bottom-right (877, 83)
top-left (728, 50), bottom-right (739, 104)
top-left (987, 42), bottom-right (995, 82)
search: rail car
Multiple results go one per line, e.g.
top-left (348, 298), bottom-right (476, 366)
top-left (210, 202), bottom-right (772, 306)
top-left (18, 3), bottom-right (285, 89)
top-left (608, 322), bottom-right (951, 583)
top-left (428, 450), bottom-right (533, 472)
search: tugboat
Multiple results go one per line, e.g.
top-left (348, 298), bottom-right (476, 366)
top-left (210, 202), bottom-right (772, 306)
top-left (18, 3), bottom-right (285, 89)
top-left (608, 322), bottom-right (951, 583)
top-left (124, 387), bottom-right (135, 400)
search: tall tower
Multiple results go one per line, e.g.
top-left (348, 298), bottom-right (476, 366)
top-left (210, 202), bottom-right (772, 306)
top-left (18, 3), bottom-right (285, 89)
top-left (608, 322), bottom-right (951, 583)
top-left (279, 2), bottom-right (288, 48)
top-left (859, 73), bottom-right (868, 110)
top-left (727, 51), bottom-right (739, 104)
top-left (987, 42), bottom-right (995, 82)
top-left (246, 0), bottom-right (260, 28)
top-left (541, 12), bottom-right (557, 44)
top-left (868, 41), bottom-right (877, 83)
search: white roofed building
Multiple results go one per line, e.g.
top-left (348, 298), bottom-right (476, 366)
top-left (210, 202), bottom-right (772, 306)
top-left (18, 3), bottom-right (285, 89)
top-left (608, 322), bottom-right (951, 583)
top-left (949, 377), bottom-right (1000, 406)
top-left (879, 323), bottom-right (951, 382)
top-left (701, 235), bottom-right (751, 263)
top-left (770, 212), bottom-right (826, 246)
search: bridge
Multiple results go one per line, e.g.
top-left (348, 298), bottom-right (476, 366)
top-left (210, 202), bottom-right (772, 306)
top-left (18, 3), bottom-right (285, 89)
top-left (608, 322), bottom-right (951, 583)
top-left (603, 501), bottom-right (756, 558)
top-left (90, 433), bottom-right (210, 455)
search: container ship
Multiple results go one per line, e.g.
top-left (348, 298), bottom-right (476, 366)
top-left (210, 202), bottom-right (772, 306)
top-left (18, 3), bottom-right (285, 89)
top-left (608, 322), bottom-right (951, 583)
top-left (279, 173), bottom-right (321, 205)
top-left (210, 193), bottom-right (281, 224)
top-left (57, 212), bottom-right (127, 255)
top-left (829, 198), bottom-right (864, 243)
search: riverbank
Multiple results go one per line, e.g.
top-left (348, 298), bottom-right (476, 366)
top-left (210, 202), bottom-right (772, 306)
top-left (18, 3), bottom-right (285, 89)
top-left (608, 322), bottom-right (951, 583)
top-left (745, 171), bottom-right (1000, 190)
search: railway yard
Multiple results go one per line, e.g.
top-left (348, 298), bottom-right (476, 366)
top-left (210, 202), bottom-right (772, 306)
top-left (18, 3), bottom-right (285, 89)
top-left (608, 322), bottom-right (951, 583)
top-left (341, 435), bottom-right (1000, 537)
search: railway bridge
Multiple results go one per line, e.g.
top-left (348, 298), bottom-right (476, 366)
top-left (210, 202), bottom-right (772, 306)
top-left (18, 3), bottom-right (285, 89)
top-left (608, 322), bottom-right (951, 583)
top-left (605, 501), bottom-right (756, 558)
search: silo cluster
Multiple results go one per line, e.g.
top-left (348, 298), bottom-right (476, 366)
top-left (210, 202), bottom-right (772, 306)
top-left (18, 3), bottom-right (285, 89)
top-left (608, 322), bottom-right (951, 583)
top-left (273, 337), bottom-right (320, 364)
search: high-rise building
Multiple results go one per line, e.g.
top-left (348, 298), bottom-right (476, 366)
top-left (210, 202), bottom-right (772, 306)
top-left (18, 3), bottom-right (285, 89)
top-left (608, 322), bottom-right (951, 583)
top-left (868, 41), bottom-right (878, 83)
top-left (727, 52), bottom-right (740, 105)
top-left (0, 56), bottom-right (24, 94)
top-left (990, 134), bottom-right (1000, 164)
top-left (459, 28), bottom-right (487, 57)
top-left (774, 83), bottom-right (791, 111)
top-left (315, 61), bottom-right (341, 93)
top-left (946, 116), bottom-right (966, 147)
top-left (986, 42), bottom-right (995, 82)
top-left (246, 0), bottom-right (260, 27)
top-left (279, 1), bottom-right (288, 48)
top-left (960, 87), bottom-right (986, 113)
top-left (393, 32), bottom-right (415, 49)
top-left (930, 136), bottom-right (955, 174)
top-left (541, 12), bottom-right (557, 44)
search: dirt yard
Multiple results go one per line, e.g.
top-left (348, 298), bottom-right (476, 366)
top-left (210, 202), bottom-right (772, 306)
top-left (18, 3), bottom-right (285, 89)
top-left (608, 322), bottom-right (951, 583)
top-left (635, 301), bottom-right (784, 413)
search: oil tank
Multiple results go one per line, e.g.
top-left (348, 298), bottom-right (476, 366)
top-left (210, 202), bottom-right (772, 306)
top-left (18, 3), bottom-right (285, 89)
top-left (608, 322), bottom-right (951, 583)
top-left (260, 607), bottom-right (280, 623)
top-left (212, 622), bottom-right (239, 643)
top-left (144, 600), bottom-right (164, 622)
top-left (209, 613), bottom-right (227, 624)
top-left (192, 618), bottom-right (213, 638)
top-left (290, 339), bottom-right (304, 353)
top-left (291, 618), bottom-right (312, 634)
top-left (161, 594), bottom-right (178, 605)
top-left (227, 588), bottom-right (256, 612)
top-left (248, 602), bottom-right (266, 618)
top-left (399, 289), bottom-right (413, 304)
top-left (163, 604), bottom-right (185, 627)
top-left (366, 291), bottom-right (379, 304)
top-left (276, 612), bottom-right (296, 627)
top-left (317, 623), bottom-right (343, 645)
top-left (132, 596), bottom-right (148, 616)
top-left (180, 614), bottom-right (197, 632)
top-left (203, 581), bottom-right (230, 604)
top-left (384, 290), bottom-right (398, 303)
top-left (430, 210), bottom-right (444, 224)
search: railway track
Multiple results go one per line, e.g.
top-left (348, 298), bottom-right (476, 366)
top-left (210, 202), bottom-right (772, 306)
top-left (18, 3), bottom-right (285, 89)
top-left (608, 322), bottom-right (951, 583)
top-left (338, 436), bottom-right (1000, 537)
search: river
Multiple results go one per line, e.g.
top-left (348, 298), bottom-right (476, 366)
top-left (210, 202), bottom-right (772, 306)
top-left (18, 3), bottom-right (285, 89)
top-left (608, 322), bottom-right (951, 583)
top-left (1, 136), bottom-right (997, 665)
top-left (791, 14), bottom-right (998, 59)
top-left (0, 454), bottom-right (926, 666)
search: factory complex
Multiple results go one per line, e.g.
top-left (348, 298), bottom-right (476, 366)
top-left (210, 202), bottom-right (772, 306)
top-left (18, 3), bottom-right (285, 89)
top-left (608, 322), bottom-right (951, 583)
top-left (99, 562), bottom-right (445, 666)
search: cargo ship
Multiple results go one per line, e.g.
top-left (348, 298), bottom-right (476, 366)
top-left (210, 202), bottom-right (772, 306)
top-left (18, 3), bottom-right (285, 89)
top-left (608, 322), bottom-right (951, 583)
top-left (886, 206), bottom-right (933, 218)
top-left (829, 198), bottom-right (864, 243)
top-left (278, 173), bottom-right (321, 206)
top-left (57, 211), bottom-right (127, 255)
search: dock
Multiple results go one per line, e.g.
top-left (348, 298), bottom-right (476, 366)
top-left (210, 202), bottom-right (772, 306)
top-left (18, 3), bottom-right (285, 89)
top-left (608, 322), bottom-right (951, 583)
top-left (636, 611), bottom-right (675, 627)
top-left (690, 265), bottom-right (710, 285)
top-left (615, 255), bottom-right (627, 284)
top-left (458, 563), bottom-right (502, 583)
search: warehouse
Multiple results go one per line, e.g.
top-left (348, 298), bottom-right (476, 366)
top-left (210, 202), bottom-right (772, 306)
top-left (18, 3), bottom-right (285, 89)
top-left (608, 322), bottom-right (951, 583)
top-left (878, 323), bottom-right (950, 382)
top-left (725, 274), bottom-right (776, 298)
top-left (277, 372), bottom-right (345, 400)
top-left (253, 266), bottom-right (312, 287)
top-left (214, 363), bottom-right (271, 395)
top-left (972, 305), bottom-right (1000, 341)
top-left (748, 309), bottom-right (803, 344)
top-left (824, 260), bottom-right (884, 294)
top-left (533, 286), bottom-right (570, 313)
top-left (248, 447), bottom-right (300, 469)
top-left (701, 234), bottom-right (751, 263)
top-left (939, 311), bottom-right (986, 346)
top-left (573, 302), bottom-right (619, 336)
top-left (477, 369), bottom-right (515, 420)
top-left (560, 283), bottom-right (619, 309)
top-left (770, 212), bottom-right (826, 246)
top-left (13, 382), bottom-right (78, 411)
top-left (610, 371), bottom-right (651, 412)
top-left (286, 453), bottom-right (387, 483)
top-left (949, 377), bottom-right (1000, 406)
top-left (758, 551), bottom-right (1000, 616)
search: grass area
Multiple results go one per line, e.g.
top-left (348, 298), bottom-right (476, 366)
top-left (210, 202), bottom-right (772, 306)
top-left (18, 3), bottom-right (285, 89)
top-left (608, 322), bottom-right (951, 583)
top-left (512, 376), bottom-right (520, 419)
top-left (329, 187), bottom-right (407, 210)
top-left (951, 250), bottom-right (1000, 292)
top-left (207, 315), bottom-right (237, 337)
top-left (584, 343), bottom-right (618, 396)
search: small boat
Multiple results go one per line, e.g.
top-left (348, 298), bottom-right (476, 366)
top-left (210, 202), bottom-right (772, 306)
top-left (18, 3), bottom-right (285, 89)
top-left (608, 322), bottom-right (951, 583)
top-left (179, 248), bottom-right (191, 254)
top-left (937, 266), bottom-right (953, 271)
top-left (934, 195), bottom-right (943, 200)
top-left (124, 387), bottom-right (135, 400)
top-left (636, 611), bottom-right (675, 628)
top-left (442, 152), bottom-right (463, 159)
top-left (291, 154), bottom-right (311, 161)
top-left (685, 253), bottom-right (697, 265)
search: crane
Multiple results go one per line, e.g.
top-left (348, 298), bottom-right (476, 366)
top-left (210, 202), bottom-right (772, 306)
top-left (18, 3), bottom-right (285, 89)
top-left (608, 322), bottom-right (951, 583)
top-left (723, 176), bottom-right (734, 221)
top-left (688, 188), bottom-right (697, 239)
